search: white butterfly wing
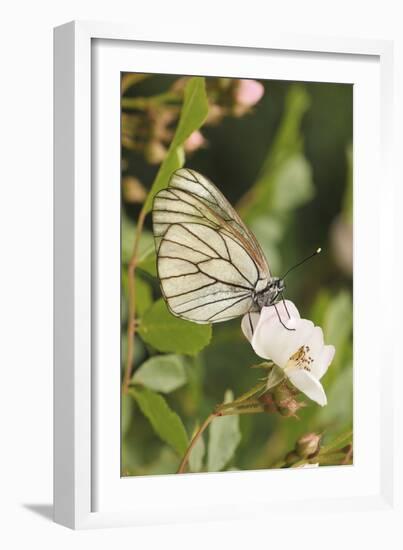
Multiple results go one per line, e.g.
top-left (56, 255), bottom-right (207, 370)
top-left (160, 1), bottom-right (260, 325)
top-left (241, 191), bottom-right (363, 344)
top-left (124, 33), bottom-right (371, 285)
top-left (152, 168), bottom-right (271, 323)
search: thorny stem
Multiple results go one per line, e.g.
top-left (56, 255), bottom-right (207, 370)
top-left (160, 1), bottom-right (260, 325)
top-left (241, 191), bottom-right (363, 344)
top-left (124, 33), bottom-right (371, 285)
top-left (177, 401), bottom-right (266, 474)
top-left (177, 413), bottom-right (218, 474)
top-left (122, 206), bottom-right (147, 395)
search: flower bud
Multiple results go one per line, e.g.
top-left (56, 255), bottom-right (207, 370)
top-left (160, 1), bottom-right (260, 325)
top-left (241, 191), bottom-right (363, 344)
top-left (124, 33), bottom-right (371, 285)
top-left (273, 383), bottom-right (294, 404)
top-left (232, 79), bottom-right (264, 116)
top-left (122, 177), bottom-right (147, 204)
top-left (206, 104), bottom-right (225, 125)
top-left (144, 140), bottom-right (167, 164)
top-left (277, 399), bottom-right (305, 418)
top-left (235, 79), bottom-right (264, 107)
top-left (272, 383), bottom-right (306, 417)
top-left (184, 130), bottom-right (206, 153)
top-left (258, 392), bottom-right (277, 414)
top-left (296, 433), bottom-right (321, 458)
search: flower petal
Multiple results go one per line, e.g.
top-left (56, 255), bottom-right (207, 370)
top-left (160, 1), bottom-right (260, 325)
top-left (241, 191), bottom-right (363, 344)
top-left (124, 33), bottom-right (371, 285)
top-left (302, 326), bottom-right (324, 378)
top-left (252, 316), bottom-right (314, 368)
top-left (286, 368), bottom-right (327, 406)
top-left (241, 312), bottom-right (260, 342)
top-left (258, 301), bottom-right (300, 326)
top-left (315, 345), bottom-right (336, 379)
top-left (278, 319), bottom-right (316, 367)
top-left (249, 301), bottom-right (301, 365)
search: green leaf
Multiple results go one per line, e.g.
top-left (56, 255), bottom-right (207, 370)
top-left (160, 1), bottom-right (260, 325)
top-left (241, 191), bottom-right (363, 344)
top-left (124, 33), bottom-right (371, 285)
top-left (316, 452), bottom-right (348, 466)
top-left (138, 298), bottom-right (212, 355)
top-left (319, 362), bottom-right (353, 425)
top-left (122, 271), bottom-right (153, 318)
top-left (323, 290), bottom-right (352, 368)
top-left (121, 213), bottom-right (136, 264)
top-left (130, 386), bottom-right (188, 456)
top-left (320, 429), bottom-right (353, 455)
top-left (132, 354), bottom-right (187, 393)
top-left (121, 219), bottom-right (154, 265)
top-left (143, 77), bottom-right (209, 213)
top-left (343, 144), bottom-right (353, 223)
top-left (189, 424), bottom-right (206, 473)
top-left (270, 153), bottom-right (314, 212)
top-left (137, 249), bottom-right (157, 277)
top-left (171, 78), bottom-right (209, 147)
top-left (207, 390), bottom-right (241, 472)
top-left (238, 84), bottom-right (312, 222)
top-left (135, 275), bottom-right (153, 317)
top-left (121, 393), bottom-right (133, 437)
top-left (248, 217), bottom-right (284, 275)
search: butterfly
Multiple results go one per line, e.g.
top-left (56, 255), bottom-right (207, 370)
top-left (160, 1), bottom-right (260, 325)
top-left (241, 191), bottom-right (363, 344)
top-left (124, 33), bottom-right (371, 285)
top-left (151, 167), bottom-right (299, 326)
top-left (152, 169), bottom-right (322, 326)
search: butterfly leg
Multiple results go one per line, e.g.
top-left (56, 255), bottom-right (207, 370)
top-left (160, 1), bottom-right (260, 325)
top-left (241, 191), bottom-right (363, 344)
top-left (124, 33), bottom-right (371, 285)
top-left (247, 312), bottom-right (254, 337)
top-left (280, 292), bottom-right (291, 319)
top-left (273, 302), bottom-right (295, 331)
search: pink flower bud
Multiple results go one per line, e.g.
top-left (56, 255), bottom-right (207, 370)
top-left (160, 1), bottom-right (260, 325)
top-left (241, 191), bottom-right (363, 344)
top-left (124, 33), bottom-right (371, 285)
top-left (184, 130), bottom-right (206, 153)
top-left (235, 79), bottom-right (264, 107)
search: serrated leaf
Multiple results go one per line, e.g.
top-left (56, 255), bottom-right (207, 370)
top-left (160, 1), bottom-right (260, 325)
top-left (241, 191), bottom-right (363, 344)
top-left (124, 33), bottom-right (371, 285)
top-left (207, 390), bottom-right (241, 472)
top-left (138, 298), bottom-right (212, 355)
top-left (130, 386), bottom-right (188, 456)
top-left (189, 424), bottom-right (205, 473)
top-left (143, 77), bottom-right (208, 213)
top-left (132, 354), bottom-right (187, 393)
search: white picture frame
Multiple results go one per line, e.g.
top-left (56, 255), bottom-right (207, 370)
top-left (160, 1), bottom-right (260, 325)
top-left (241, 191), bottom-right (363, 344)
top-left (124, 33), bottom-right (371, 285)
top-left (54, 21), bottom-right (398, 530)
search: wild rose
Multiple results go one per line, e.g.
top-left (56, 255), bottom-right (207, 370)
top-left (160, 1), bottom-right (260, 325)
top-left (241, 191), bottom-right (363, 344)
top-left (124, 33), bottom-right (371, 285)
top-left (241, 300), bottom-right (335, 406)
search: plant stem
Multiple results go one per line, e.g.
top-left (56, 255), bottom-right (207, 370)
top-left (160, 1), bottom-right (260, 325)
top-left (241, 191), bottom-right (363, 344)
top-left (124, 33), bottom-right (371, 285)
top-left (122, 91), bottom-right (181, 110)
top-left (122, 206), bottom-right (147, 394)
top-left (177, 412), bottom-right (218, 474)
top-left (177, 402), bottom-right (266, 474)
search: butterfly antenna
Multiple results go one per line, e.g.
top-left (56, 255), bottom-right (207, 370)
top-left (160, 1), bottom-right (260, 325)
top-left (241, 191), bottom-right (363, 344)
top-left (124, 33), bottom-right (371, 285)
top-left (282, 248), bottom-right (322, 279)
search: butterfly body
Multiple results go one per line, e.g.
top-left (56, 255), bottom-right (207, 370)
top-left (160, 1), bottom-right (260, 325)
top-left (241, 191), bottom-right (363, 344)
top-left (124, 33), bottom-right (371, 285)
top-left (152, 168), bottom-right (281, 324)
top-left (253, 277), bottom-right (285, 309)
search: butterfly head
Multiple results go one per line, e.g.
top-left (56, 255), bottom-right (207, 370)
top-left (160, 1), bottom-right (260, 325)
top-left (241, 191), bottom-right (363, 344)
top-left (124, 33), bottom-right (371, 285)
top-left (253, 277), bottom-right (285, 309)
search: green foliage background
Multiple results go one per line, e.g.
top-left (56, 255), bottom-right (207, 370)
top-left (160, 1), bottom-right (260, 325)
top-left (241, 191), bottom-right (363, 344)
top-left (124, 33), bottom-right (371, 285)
top-left (121, 75), bottom-right (353, 476)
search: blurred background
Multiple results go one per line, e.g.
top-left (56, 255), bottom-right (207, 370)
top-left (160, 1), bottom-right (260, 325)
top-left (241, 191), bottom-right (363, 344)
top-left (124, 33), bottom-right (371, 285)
top-left (121, 74), bottom-right (353, 476)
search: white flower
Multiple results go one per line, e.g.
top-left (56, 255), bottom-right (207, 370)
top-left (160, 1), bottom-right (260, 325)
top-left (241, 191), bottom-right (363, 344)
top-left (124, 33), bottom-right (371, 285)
top-left (241, 300), bottom-right (335, 407)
